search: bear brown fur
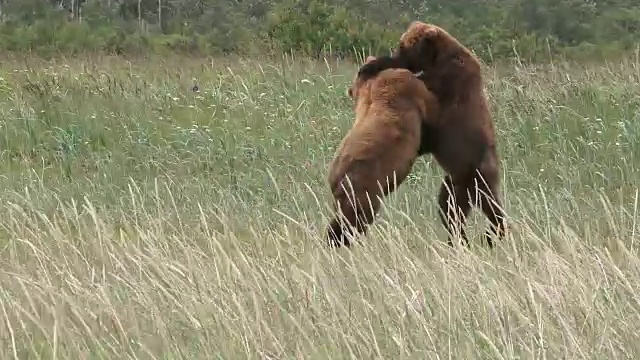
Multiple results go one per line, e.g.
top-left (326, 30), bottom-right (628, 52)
top-left (326, 56), bottom-right (440, 247)
top-left (355, 21), bottom-right (507, 248)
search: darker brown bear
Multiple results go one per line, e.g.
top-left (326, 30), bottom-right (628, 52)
top-left (326, 56), bottom-right (439, 247)
top-left (356, 21), bottom-right (507, 248)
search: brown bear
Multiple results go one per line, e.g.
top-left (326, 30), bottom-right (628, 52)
top-left (326, 56), bottom-right (440, 247)
top-left (355, 21), bottom-right (507, 248)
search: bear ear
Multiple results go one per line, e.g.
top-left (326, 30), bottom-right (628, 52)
top-left (422, 27), bottom-right (440, 39)
top-left (404, 21), bottom-right (439, 42)
top-left (400, 23), bottom-right (439, 52)
top-left (364, 55), bottom-right (377, 64)
top-left (407, 21), bottom-right (428, 32)
top-left (347, 86), bottom-right (354, 98)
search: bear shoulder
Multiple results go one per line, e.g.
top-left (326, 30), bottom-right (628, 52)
top-left (365, 68), bottom-right (439, 122)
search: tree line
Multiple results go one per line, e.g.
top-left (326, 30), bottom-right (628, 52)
top-left (0, 0), bottom-right (639, 62)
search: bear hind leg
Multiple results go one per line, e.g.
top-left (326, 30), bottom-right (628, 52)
top-left (438, 175), bottom-right (472, 247)
top-left (470, 160), bottom-right (506, 248)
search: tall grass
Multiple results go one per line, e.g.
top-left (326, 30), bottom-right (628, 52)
top-left (0, 53), bottom-right (639, 358)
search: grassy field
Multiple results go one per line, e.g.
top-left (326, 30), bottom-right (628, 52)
top-left (0, 52), bottom-right (640, 359)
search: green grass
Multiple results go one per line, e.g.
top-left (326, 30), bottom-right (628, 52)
top-left (0, 52), bottom-right (640, 359)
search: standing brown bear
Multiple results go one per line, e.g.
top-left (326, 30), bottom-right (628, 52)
top-left (356, 21), bottom-right (507, 248)
top-left (326, 56), bottom-right (440, 247)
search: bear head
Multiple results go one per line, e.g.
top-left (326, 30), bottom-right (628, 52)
top-left (347, 55), bottom-right (378, 101)
top-left (358, 21), bottom-right (483, 102)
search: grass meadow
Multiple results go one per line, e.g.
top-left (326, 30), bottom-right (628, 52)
top-left (0, 52), bottom-right (640, 359)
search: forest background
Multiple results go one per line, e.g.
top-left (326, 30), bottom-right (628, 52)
top-left (1, 0), bottom-right (638, 62)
